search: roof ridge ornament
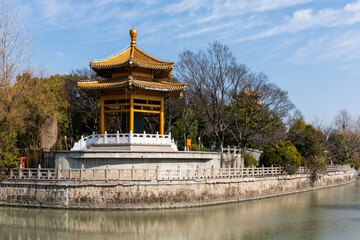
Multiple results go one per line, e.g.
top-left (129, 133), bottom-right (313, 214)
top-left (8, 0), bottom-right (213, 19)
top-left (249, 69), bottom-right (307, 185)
top-left (130, 28), bottom-right (137, 47)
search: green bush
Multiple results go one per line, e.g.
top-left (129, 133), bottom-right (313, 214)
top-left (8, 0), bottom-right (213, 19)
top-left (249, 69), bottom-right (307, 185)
top-left (244, 152), bottom-right (258, 167)
top-left (191, 144), bottom-right (210, 152)
top-left (259, 141), bottom-right (301, 174)
top-left (0, 152), bottom-right (19, 180)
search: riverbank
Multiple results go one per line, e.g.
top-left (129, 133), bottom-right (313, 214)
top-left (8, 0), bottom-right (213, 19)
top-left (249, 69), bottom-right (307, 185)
top-left (0, 166), bottom-right (355, 209)
top-left (3, 180), bottom-right (360, 239)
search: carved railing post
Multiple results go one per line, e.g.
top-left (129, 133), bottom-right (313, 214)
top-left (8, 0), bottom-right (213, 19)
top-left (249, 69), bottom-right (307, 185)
top-left (129, 130), bottom-right (133, 144)
top-left (106, 165), bottom-right (109, 181)
top-left (167, 169), bottom-right (171, 180)
top-left (156, 165), bottom-right (159, 181)
top-left (197, 165), bottom-right (200, 180)
top-left (212, 165), bottom-right (215, 179)
top-left (80, 135), bottom-right (84, 149)
top-left (37, 164), bottom-right (41, 180)
top-left (116, 131), bottom-right (120, 143)
top-left (18, 165), bottom-right (22, 179)
top-left (178, 165), bottom-right (182, 180)
top-left (131, 165), bottom-right (135, 180)
top-left (57, 165), bottom-right (61, 180)
top-left (80, 164), bottom-right (84, 181)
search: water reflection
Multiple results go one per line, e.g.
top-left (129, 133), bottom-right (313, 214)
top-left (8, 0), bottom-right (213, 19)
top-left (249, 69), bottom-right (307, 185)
top-left (1, 180), bottom-right (360, 240)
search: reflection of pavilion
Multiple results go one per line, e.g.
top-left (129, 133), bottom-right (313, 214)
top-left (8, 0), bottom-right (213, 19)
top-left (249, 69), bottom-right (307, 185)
top-left (72, 29), bottom-right (186, 152)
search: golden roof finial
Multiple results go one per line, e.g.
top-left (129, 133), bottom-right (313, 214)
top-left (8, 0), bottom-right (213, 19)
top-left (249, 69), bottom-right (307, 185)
top-left (130, 28), bottom-right (137, 47)
top-left (249, 78), bottom-right (252, 91)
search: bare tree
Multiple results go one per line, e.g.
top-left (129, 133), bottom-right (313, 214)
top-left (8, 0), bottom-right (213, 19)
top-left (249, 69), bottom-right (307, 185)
top-left (0, 0), bottom-right (33, 124)
top-left (0, 0), bottom-right (32, 88)
top-left (0, 0), bottom-right (33, 177)
top-left (334, 109), bottom-right (352, 132)
top-left (0, 0), bottom-right (33, 125)
top-left (67, 68), bottom-right (100, 138)
top-left (327, 109), bottom-right (360, 168)
top-left (167, 90), bottom-right (204, 150)
top-left (177, 42), bottom-right (248, 149)
top-left (227, 70), bottom-right (295, 149)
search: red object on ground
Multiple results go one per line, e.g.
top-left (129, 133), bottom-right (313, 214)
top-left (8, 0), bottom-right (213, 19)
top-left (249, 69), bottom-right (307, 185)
top-left (20, 157), bottom-right (26, 168)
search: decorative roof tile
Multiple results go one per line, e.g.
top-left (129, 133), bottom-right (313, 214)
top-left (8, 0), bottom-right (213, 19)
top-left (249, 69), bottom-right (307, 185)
top-left (78, 76), bottom-right (186, 92)
top-left (90, 29), bottom-right (174, 70)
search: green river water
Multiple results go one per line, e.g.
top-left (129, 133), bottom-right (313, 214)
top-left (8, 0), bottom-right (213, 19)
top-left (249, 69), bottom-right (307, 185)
top-left (1, 180), bottom-right (360, 240)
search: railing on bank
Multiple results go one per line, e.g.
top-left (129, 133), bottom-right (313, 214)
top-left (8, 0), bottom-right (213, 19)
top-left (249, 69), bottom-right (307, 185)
top-left (71, 131), bottom-right (177, 151)
top-left (8, 165), bottom-right (353, 182)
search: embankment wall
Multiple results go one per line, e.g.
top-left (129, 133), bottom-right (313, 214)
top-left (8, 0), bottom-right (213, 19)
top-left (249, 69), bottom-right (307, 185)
top-left (0, 170), bottom-right (355, 209)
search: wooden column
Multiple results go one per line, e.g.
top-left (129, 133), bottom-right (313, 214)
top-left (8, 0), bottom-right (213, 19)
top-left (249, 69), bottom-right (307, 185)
top-left (130, 93), bottom-right (134, 133)
top-left (100, 95), bottom-right (105, 134)
top-left (159, 96), bottom-right (164, 135)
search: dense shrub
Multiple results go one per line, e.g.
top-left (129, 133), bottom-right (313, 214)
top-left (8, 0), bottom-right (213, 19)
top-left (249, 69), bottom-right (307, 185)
top-left (259, 141), bottom-right (301, 174)
top-left (244, 152), bottom-right (258, 167)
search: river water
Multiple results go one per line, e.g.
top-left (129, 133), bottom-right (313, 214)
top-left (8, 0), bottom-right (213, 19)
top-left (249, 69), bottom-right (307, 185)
top-left (1, 180), bottom-right (360, 240)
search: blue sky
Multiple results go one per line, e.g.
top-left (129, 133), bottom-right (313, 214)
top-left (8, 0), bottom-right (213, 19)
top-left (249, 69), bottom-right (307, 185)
top-left (13, 0), bottom-right (360, 124)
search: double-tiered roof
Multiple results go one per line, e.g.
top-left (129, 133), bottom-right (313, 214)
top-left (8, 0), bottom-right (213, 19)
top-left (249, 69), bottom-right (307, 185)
top-left (78, 29), bottom-right (186, 94)
top-left (78, 29), bottom-right (185, 135)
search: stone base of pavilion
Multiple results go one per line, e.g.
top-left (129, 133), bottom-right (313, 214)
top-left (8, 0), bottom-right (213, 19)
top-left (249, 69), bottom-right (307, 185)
top-left (54, 151), bottom-right (221, 170)
top-left (55, 131), bottom-right (221, 170)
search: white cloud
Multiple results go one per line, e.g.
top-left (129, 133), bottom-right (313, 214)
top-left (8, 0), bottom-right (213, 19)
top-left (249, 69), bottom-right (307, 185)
top-left (177, 21), bottom-right (239, 38)
top-left (345, 0), bottom-right (360, 11)
top-left (292, 30), bottom-right (360, 71)
top-left (165, 0), bottom-right (207, 14)
top-left (189, 0), bottom-right (313, 24)
top-left (238, 1), bottom-right (360, 41)
top-left (38, 0), bottom-right (66, 18)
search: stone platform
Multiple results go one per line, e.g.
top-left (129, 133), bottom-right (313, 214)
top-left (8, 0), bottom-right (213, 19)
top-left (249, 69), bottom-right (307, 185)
top-left (55, 150), bottom-right (221, 170)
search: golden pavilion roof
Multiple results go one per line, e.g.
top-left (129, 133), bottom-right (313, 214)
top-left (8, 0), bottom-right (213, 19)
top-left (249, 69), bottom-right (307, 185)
top-left (90, 29), bottom-right (174, 70)
top-left (78, 76), bottom-right (186, 92)
top-left (245, 90), bottom-right (263, 98)
top-left (245, 79), bottom-right (263, 105)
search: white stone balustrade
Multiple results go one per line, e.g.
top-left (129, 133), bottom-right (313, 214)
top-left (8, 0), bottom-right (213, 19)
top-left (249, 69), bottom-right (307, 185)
top-left (8, 165), bottom-right (353, 181)
top-left (71, 131), bottom-right (177, 151)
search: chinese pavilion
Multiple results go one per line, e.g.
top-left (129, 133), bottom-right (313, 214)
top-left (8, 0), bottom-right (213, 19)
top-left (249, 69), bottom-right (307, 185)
top-left (245, 79), bottom-right (263, 106)
top-left (78, 29), bottom-right (186, 135)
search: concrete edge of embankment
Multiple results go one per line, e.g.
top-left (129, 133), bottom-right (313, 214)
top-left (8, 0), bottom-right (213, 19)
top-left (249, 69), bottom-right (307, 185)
top-left (0, 172), bottom-right (357, 210)
top-left (96, 176), bottom-right (359, 210)
top-left (184, 177), bottom-right (358, 210)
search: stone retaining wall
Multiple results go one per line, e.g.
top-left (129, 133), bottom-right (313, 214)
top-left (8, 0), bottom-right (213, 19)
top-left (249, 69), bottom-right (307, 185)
top-left (0, 170), bottom-right (356, 209)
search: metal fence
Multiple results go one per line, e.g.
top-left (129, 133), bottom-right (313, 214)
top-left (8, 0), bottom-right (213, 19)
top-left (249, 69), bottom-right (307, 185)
top-left (8, 164), bottom-right (353, 182)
